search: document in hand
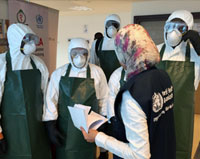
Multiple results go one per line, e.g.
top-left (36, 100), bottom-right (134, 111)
top-left (68, 104), bottom-right (108, 133)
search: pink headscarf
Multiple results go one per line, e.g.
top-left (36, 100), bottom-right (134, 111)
top-left (115, 24), bottom-right (160, 79)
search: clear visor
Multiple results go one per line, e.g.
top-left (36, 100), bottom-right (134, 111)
top-left (106, 20), bottom-right (120, 30)
top-left (70, 48), bottom-right (88, 59)
top-left (164, 22), bottom-right (188, 34)
top-left (23, 33), bottom-right (39, 45)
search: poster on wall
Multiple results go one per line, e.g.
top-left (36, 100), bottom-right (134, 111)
top-left (8, 0), bottom-right (59, 74)
top-left (0, 19), bottom-right (9, 53)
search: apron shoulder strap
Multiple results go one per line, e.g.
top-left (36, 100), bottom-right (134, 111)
top-left (64, 64), bottom-right (91, 78)
top-left (64, 64), bottom-right (72, 77)
top-left (6, 51), bottom-right (37, 70)
top-left (120, 68), bottom-right (125, 81)
top-left (96, 38), bottom-right (104, 58)
top-left (86, 64), bottom-right (91, 78)
top-left (159, 44), bottom-right (166, 59)
top-left (6, 50), bottom-right (12, 71)
top-left (30, 58), bottom-right (37, 69)
top-left (185, 42), bottom-right (191, 62)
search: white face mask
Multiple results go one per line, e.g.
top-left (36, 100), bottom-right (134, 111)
top-left (107, 26), bottom-right (117, 38)
top-left (23, 41), bottom-right (36, 55)
top-left (166, 30), bottom-right (182, 47)
top-left (72, 55), bottom-right (87, 68)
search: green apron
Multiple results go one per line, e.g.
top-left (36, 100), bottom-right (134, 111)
top-left (157, 43), bottom-right (195, 159)
top-left (56, 64), bottom-right (98, 159)
top-left (97, 38), bottom-right (121, 81)
top-left (0, 51), bottom-right (51, 159)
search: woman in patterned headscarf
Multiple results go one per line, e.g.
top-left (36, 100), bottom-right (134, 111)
top-left (81, 24), bottom-right (176, 159)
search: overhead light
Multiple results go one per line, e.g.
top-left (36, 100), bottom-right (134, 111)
top-left (69, 6), bottom-right (92, 11)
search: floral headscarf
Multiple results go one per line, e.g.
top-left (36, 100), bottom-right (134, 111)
top-left (115, 24), bottom-right (160, 79)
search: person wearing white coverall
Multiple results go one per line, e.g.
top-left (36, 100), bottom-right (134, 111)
top-left (43, 38), bottom-right (108, 159)
top-left (90, 14), bottom-right (121, 81)
top-left (156, 10), bottom-right (200, 159)
top-left (0, 23), bottom-right (51, 159)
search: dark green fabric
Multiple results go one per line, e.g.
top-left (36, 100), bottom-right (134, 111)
top-left (97, 38), bottom-right (121, 81)
top-left (156, 43), bottom-right (195, 159)
top-left (0, 51), bottom-right (51, 159)
top-left (56, 64), bottom-right (98, 159)
top-left (119, 69), bottom-right (126, 88)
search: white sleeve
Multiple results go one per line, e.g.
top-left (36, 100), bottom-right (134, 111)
top-left (107, 68), bottom-right (122, 120)
top-left (42, 70), bottom-right (61, 121)
top-left (0, 53), bottom-right (7, 133)
top-left (95, 91), bottom-right (150, 159)
top-left (89, 40), bottom-right (100, 66)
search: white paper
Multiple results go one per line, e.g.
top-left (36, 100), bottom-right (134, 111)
top-left (68, 106), bottom-right (88, 132)
top-left (68, 104), bottom-right (108, 133)
top-left (87, 111), bottom-right (107, 130)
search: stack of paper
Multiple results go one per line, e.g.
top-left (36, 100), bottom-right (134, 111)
top-left (68, 104), bottom-right (108, 133)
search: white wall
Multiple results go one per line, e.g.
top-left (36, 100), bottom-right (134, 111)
top-left (57, 0), bottom-right (200, 68)
top-left (0, 0), bottom-right (8, 19)
top-left (132, 1), bottom-right (200, 17)
top-left (56, 11), bottom-right (132, 68)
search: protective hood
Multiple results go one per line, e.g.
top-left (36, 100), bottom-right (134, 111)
top-left (102, 14), bottom-right (121, 50)
top-left (166, 10), bottom-right (194, 30)
top-left (68, 38), bottom-right (90, 71)
top-left (7, 23), bottom-right (36, 70)
top-left (164, 10), bottom-right (194, 48)
top-left (115, 24), bottom-right (160, 79)
top-left (104, 14), bottom-right (121, 28)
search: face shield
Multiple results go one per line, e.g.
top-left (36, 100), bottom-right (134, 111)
top-left (70, 48), bottom-right (88, 69)
top-left (106, 20), bottom-right (120, 30)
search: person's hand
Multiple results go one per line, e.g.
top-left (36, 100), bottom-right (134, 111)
top-left (80, 127), bottom-right (98, 143)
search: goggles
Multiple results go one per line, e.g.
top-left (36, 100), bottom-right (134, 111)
top-left (22, 33), bottom-right (39, 45)
top-left (164, 22), bottom-right (188, 34)
top-left (106, 20), bottom-right (120, 30)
